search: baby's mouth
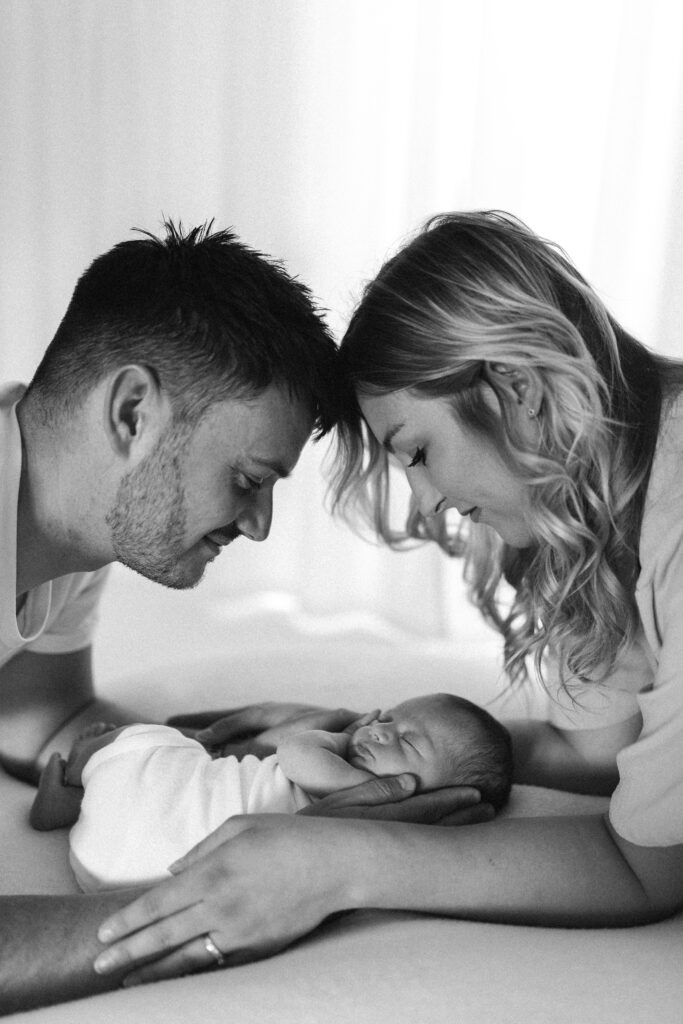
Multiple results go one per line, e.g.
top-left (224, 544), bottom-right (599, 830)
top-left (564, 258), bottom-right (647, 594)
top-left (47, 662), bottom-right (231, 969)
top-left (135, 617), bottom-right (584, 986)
top-left (350, 739), bottom-right (372, 762)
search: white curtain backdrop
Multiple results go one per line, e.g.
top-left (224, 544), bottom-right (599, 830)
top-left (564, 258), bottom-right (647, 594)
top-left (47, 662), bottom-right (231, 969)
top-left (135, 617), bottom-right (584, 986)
top-left (1, 0), bottom-right (682, 656)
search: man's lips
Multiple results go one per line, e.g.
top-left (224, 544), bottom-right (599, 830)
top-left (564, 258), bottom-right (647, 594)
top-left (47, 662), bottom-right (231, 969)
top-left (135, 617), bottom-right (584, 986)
top-left (203, 527), bottom-right (241, 553)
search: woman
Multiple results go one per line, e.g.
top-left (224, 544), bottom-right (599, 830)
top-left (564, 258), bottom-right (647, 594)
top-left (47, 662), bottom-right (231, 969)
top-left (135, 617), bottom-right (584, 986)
top-left (91, 211), bottom-right (683, 983)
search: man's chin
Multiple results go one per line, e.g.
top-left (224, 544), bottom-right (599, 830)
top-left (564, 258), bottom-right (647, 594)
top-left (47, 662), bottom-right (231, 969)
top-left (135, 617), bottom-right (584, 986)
top-left (117, 555), bottom-right (206, 591)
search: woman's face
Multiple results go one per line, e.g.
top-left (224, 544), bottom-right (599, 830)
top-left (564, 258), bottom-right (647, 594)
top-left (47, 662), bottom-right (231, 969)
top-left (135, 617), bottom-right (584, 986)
top-left (358, 387), bottom-right (535, 548)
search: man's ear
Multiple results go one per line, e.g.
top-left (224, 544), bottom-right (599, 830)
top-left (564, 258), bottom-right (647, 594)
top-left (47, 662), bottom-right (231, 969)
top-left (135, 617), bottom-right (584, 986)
top-left (485, 362), bottom-right (543, 418)
top-left (104, 365), bottom-right (171, 459)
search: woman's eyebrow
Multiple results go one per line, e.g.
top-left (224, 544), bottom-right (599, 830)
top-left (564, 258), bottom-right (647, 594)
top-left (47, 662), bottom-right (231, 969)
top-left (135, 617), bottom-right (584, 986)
top-left (382, 423), bottom-right (405, 453)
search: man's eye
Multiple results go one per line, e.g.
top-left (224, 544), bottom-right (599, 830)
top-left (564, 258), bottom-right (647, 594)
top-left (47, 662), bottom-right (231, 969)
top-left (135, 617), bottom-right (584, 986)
top-left (408, 447), bottom-right (426, 468)
top-left (235, 473), bottom-right (262, 493)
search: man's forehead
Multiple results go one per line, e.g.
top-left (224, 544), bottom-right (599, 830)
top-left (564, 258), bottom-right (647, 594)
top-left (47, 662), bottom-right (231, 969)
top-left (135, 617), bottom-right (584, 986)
top-left (211, 387), bottom-right (314, 465)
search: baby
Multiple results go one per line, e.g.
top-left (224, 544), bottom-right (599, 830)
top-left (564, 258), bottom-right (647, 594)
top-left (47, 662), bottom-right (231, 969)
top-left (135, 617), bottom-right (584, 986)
top-left (30, 692), bottom-right (512, 892)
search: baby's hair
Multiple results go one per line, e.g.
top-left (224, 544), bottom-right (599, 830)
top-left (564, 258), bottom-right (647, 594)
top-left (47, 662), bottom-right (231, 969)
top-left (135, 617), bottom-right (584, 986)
top-left (432, 693), bottom-right (513, 811)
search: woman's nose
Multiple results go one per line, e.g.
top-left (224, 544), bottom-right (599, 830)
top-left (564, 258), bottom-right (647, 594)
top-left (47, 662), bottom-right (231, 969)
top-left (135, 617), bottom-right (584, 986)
top-left (407, 469), bottom-right (444, 519)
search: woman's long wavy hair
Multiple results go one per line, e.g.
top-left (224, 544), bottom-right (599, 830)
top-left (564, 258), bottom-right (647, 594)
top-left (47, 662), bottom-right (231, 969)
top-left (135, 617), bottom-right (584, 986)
top-left (331, 211), bottom-right (682, 687)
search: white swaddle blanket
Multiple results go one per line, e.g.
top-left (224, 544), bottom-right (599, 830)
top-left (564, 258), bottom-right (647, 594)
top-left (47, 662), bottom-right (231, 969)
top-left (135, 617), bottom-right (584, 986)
top-left (69, 724), bottom-right (311, 892)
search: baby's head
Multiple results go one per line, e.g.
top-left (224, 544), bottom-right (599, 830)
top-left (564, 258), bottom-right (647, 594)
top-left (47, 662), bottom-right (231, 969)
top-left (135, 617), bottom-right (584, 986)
top-left (348, 693), bottom-right (513, 810)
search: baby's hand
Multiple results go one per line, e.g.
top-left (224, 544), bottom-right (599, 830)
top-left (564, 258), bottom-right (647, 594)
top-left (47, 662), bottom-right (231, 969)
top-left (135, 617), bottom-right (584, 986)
top-left (344, 710), bottom-right (381, 735)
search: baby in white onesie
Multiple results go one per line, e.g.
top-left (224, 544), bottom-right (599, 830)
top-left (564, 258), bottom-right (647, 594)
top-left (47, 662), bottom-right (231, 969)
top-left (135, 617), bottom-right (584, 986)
top-left (30, 692), bottom-right (512, 892)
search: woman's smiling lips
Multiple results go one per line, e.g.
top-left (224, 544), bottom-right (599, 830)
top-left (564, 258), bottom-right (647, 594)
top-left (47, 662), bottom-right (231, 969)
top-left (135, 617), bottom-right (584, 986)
top-left (455, 504), bottom-right (478, 519)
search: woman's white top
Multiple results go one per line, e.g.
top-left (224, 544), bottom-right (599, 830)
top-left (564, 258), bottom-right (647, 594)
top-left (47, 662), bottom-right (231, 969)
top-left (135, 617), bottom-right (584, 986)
top-left (548, 393), bottom-right (683, 846)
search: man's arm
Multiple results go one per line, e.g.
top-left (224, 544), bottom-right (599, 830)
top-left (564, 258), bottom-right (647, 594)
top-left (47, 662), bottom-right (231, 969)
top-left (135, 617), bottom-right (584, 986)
top-left (277, 730), bottom-right (375, 796)
top-left (0, 648), bottom-right (138, 784)
top-left (0, 889), bottom-right (145, 1015)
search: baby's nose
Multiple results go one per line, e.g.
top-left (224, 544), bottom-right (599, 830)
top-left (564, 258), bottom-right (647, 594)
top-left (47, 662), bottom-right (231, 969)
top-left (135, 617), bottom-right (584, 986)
top-left (368, 722), bottom-right (391, 744)
top-left (355, 723), bottom-right (390, 745)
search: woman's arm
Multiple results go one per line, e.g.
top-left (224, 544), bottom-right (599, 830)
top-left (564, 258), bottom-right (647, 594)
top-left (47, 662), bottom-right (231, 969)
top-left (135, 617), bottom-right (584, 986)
top-left (277, 730), bottom-right (375, 795)
top-left (506, 714), bottom-right (642, 795)
top-left (91, 809), bottom-right (683, 986)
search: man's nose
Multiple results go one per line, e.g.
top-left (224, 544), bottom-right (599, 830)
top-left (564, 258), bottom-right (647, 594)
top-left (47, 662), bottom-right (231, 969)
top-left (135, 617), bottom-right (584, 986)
top-left (407, 469), bottom-right (444, 519)
top-left (239, 488), bottom-right (273, 542)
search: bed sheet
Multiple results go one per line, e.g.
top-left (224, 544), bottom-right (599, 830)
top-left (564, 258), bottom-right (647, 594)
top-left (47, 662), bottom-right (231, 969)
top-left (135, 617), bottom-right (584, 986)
top-left (3, 634), bottom-right (682, 1023)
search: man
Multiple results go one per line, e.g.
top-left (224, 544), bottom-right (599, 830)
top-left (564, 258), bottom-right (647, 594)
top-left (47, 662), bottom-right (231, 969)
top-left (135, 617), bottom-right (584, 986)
top-left (0, 221), bottom-right (338, 782)
top-left (0, 223), bottom-right (488, 1013)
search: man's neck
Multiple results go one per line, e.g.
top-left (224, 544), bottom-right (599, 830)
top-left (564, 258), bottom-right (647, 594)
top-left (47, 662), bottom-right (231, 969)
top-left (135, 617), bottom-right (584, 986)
top-left (15, 403), bottom-right (109, 596)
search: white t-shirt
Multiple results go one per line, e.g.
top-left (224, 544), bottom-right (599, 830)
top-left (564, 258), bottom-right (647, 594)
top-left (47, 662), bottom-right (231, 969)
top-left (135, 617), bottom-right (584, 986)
top-left (70, 724), bottom-right (311, 891)
top-left (0, 382), bottom-right (109, 671)
top-left (548, 393), bottom-right (683, 846)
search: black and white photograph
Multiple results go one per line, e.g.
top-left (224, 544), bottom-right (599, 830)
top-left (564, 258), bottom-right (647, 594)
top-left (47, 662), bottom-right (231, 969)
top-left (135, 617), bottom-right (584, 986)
top-left (1, 1), bottom-right (683, 1020)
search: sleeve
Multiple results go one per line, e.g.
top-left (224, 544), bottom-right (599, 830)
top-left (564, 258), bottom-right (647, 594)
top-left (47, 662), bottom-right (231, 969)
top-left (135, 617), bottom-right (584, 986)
top-left (27, 566), bottom-right (110, 654)
top-left (607, 404), bottom-right (683, 846)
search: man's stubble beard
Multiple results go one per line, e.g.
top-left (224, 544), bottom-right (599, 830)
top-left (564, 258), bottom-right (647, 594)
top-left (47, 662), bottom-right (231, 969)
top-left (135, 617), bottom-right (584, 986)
top-left (105, 429), bottom-right (203, 590)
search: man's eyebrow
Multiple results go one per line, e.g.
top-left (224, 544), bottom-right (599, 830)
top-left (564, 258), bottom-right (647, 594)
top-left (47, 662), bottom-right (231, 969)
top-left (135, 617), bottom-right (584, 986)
top-left (382, 422), bottom-right (404, 454)
top-left (249, 456), bottom-right (291, 479)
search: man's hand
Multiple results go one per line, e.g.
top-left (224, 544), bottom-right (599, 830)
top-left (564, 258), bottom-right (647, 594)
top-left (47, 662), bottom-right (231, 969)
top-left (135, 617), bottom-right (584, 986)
top-left (298, 773), bottom-right (495, 825)
top-left (167, 703), bottom-right (361, 758)
top-left (93, 815), bottom-right (357, 985)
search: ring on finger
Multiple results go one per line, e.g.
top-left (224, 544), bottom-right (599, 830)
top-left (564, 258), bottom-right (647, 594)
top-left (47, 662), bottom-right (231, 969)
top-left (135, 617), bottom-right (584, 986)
top-left (203, 933), bottom-right (227, 968)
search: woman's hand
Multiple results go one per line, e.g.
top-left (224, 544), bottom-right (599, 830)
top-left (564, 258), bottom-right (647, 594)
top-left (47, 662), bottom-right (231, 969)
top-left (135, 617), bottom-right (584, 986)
top-left (167, 703), bottom-right (361, 757)
top-left (94, 814), bottom-right (359, 985)
top-left (298, 773), bottom-right (495, 825)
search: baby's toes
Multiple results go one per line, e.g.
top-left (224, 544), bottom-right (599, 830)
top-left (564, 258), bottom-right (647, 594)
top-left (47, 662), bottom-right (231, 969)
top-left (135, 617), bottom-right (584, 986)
top-left (77, 721), bottom-right (117, 740)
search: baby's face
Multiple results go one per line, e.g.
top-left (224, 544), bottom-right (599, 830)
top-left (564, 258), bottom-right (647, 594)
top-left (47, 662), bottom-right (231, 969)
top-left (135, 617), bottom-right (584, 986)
top-left (347, 696), bottom-right (468, 791)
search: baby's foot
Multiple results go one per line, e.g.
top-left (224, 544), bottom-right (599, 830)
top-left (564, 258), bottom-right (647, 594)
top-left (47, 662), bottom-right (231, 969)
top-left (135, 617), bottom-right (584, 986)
top-left (30, 753), bottom-right (83, 830)
top-left (77, 721), bottom-right (118, 741)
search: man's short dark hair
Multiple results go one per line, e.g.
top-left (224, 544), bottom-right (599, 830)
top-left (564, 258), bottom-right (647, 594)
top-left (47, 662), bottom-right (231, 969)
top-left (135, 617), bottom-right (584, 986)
top-left (27, 221), bottom-right (339, 434)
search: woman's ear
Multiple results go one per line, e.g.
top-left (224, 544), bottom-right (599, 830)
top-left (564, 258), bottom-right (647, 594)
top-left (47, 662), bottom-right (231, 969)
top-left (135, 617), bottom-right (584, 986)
top-left (104, 365), bottom-right (172, 459)
top-left (485, 362), bottom-right (543, 419)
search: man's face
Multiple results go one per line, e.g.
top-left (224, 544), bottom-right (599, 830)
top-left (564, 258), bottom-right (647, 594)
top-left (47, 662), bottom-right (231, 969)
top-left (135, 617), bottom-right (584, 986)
top-left (106, 385), bottom-right (313, 589)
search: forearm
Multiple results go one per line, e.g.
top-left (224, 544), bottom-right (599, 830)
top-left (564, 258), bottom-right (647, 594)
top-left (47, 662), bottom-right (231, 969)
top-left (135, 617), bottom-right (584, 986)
top-left (506, 719), bottom-right (619, 795)
top-left (339, 814), bottom-right (678, 927)
top-left (0, 890), bottom-right (144, 1014)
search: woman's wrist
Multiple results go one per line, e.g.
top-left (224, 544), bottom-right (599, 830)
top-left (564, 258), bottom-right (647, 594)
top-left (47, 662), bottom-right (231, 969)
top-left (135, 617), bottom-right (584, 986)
top-left (325, 818), bottom-right (412, 913)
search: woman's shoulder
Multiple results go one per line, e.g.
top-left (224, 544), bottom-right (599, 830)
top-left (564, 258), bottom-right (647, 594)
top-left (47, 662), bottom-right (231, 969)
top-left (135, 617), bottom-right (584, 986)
top-left (638, 389), bottom-right (683, 577)
top-left (646, 389), bottom-right (683, 499)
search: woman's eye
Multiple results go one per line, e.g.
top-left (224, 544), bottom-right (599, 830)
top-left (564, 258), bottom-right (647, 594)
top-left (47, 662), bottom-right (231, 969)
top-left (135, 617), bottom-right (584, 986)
top-left (408, 447), bottom-right (426, 468)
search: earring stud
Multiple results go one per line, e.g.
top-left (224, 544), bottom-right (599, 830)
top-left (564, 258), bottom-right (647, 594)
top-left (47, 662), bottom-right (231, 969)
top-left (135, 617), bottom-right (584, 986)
top-left (527, 407), bottom-right (536, 418)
